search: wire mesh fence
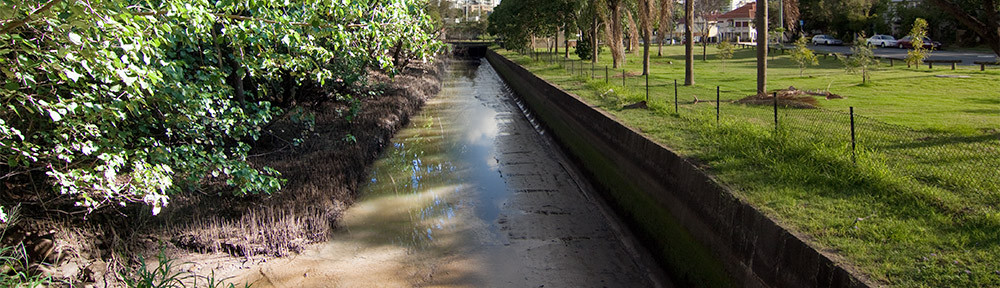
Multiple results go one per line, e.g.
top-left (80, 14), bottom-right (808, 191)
top-left (528, 51), bottom-right (1000, 197)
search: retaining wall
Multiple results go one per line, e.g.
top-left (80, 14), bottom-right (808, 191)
top-left (486, 50), bottom-right (871, 288)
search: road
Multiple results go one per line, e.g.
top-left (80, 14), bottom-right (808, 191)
top-left (808, 44), bottom-right (998, 65)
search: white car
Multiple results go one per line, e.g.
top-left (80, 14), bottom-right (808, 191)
top-left (866, 35), bottom-right (898, 48)
top-left (811, 35), bottom-right (843, 45)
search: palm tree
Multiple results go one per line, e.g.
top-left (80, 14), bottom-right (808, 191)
top-left (638, 0), bottom-right (654, 75)
top-left (657, 0), bottom-right (674, 57)
top-left (604, 0), bottom-right (625, 68)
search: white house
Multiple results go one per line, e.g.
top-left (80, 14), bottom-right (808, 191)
top-left (676, 14), bottom-right (720, 42)
top-left (717, 2), bottom-right (757, 42)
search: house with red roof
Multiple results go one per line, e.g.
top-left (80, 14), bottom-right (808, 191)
top-left (676, 13), bottom-right (721, 43)
top-left (717, 2), bottom-right (757, 42)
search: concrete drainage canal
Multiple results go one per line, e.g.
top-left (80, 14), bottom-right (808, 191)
top-left (225, 57), bottom-right (673, 287)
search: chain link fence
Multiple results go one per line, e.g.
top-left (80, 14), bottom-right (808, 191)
top-left (536, 52), bottom-right (999, 199)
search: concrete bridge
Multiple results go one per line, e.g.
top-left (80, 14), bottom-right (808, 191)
top-left (446, 39), bottom-right (492, 57)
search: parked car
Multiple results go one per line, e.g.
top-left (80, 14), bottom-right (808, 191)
top-left (811, 34), bottom-right (843, 45)
top-left (896, 36), bottom-right (942, 49)
top-left (866, 35), bottom-right (898, 48)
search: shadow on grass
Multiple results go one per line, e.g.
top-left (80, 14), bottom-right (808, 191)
top-left (963, 98), bottom-right (1000, 105)
top-left (883, 133), bottom-right (1000, 149)
top-left (963, 108), bottom-right (1000, 114)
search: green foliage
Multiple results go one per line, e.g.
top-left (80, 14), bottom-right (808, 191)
top-left (0, 244), bottom-right (49, 287)
top-left (905, 18), bottom-right (931, 67)
top-left (799, 0), bottom-right (891, 38)
top-left (839, 35), bottom-right (877, 84)
top-left (120, 248), bottom-right (248, 288)
top-left (0, 206), bottom-right (50, 288)
top-left (577, 33), bottom-right (594, 60)
top-left (769, 27), bottom-right (787, 44)
top-left (0, 0), bottom-right (441, 216)
top-left (790, 37), bottom-right (819, 76)
top-left (715, 41), bottom-right (734, 71)
top-left (488, 0), bottom-right (578, 50)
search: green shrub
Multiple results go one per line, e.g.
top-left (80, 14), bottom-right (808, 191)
top-left (905, 18), bottom-right (931, 67)
top-left (790, 37), bottom-right (819, 76)
top-left (0, 0), bottom-right (442, 216)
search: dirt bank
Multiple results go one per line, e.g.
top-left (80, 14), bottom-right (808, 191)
top-left (17, 59), bottom-right (444, 286)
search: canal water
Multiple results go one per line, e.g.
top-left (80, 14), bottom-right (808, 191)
top-left (231, 58), bottom-right (668, 287)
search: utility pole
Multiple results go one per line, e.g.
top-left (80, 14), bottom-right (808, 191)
top-left (684, 0), bottom-right (694, 85)
top-left (779, 0), bottom-right (784, 43)
top-left (756, 0), bottom-right (768, 94)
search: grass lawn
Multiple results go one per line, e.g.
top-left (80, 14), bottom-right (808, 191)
top-left (498, 45), bottom-right (1000, 287)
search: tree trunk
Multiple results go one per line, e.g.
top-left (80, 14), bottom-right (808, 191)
top-left (626, 11), bottom-right (639, 55)
top-left (556, 27), bottom-right (561, 57)
top-left (608, 0), bottom-right (625, 68)
top-left (564, 26), bottom-right (570, 59)
top-left (550, 34), bottom-right (554, 54)
top-left (684, 0), bottom-right (694, 85)
top-left (658, 0), bottom-right (674, 57)
top-left (702, 18), bottom-right (709, 61)
top-left (639, 0), bottom-right (653, 75)
top-left (756, 0), bottom-right (768, 94)
top-left (593, 15), bottom-right (599, 63)
top-left (530, 34), bottom-right (535, 54)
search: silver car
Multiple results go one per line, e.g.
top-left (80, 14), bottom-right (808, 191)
top-left (866, 35), bottom-right (898, 48)
top-left (811, 34), bottom-right (843, 45)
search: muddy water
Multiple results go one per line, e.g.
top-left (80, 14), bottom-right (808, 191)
top-left (230, 59), bottom-right (668, 287)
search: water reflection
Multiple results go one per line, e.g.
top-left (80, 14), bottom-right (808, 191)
top-left (228, 58), bottom-right (524, 287)
top-left (352, 57), bottom-right (510, 248)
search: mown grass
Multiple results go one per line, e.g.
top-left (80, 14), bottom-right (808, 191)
top-left (499, 45), bottom-right (1000, 287)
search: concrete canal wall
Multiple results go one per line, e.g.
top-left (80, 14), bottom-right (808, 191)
top-left (485, 50), bottom-right (870, 288)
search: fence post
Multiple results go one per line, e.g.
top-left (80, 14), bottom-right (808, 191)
top-left (716, 86), bottom-right (720, 123)
top-left (674, 79), bottom-right (678, 114)
top-left (622, 70), bottom-right (626, 87)
top-left (850, 106), bottom-right (856, 163)
top-left (773, 92), bottom-right (779, 131)
top-left (645, 73), bottom-right (649, 102)
top-left (605, 66), bottom-right (609, 84)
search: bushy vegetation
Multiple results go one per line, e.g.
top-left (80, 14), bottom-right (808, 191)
top-left (789, 37), bottom-right (818, 76)
top-left (0, 206), bottom-right (50, 287)
top-left (487, 0), bottom-right (577, 51)
top-left (905, 18), bottom-right (931, 67)
top-left (839, 35), bottom-right (877, 84)
top-left (0, 0), bottom-right (441, 217)
top-left (715, 41), bottom-right (733, 71)
top-left (119, 248), bottom-right (247, 288)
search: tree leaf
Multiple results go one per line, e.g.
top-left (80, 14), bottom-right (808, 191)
top-left (64, 69), bottom-right (82, 82)
top-left (48, 110), bottom-right (62, 122)
top-left (68, 32), bottom-right (83, 45)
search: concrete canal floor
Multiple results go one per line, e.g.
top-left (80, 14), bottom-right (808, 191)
top-left (225, 58), bottom-right (671, 287)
